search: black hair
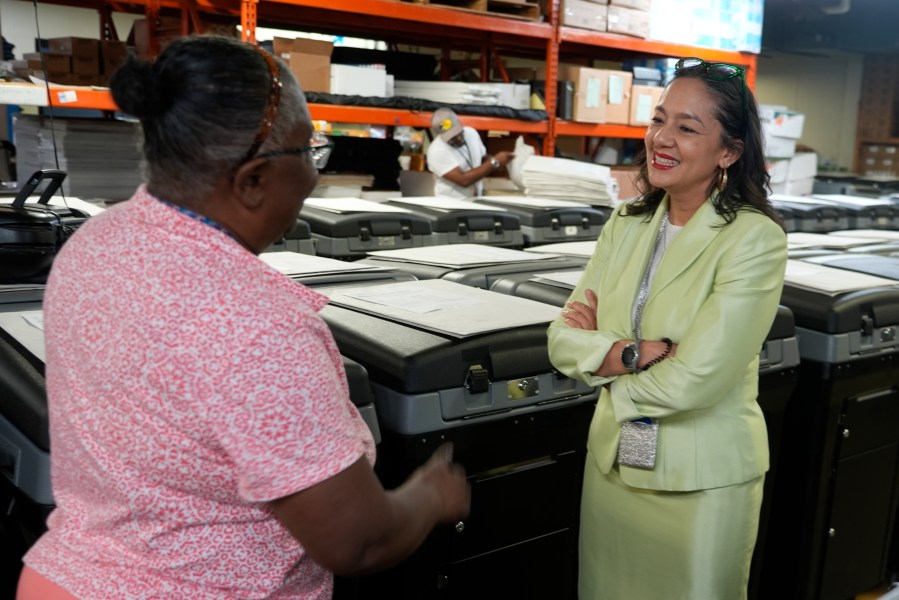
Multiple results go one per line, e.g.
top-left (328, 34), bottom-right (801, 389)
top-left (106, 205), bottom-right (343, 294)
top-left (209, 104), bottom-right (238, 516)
top-left (624, 63), bottom-right (783, 230)
top-left (109, 35), bottom-right (307, 203)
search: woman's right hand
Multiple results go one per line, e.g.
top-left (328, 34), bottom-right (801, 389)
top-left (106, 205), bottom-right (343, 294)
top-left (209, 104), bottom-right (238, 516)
top-left (270, 445), bottom-right (470, 577)
top-left (405, 443), bottom-right (471, 523)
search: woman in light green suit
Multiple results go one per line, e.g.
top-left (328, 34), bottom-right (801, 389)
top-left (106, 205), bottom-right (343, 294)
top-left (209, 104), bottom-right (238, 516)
top-left (548, 59), bottom-right (788, 600)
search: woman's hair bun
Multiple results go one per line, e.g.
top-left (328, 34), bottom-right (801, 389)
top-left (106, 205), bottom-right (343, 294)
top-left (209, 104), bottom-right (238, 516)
top-left (109, 57), bottom-right (172, 119)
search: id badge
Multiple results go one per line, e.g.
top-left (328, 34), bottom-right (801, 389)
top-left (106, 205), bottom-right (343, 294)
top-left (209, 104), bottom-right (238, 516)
top-left (617, 418), bottom-right (659, 470)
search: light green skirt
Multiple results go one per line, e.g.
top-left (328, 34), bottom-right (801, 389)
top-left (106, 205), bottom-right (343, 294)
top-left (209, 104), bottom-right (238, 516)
top-left (579, 454), bottom-right (764, 600)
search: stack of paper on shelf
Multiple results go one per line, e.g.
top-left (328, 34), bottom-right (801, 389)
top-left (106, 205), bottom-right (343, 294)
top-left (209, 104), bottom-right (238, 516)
top-left (393, 81), bottom-right (530, 109)
top-left (521, 155), bottom-right (614, 206)
top-left (14, 114), bottom-right (143, 202)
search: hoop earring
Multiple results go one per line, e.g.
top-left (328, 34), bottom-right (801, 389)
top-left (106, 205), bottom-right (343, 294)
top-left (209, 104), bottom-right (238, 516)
top-left (717, 167), bottom-right (729, 192)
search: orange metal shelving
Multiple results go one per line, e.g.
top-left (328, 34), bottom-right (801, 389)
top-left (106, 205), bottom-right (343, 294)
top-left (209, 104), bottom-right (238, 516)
top-left (10, 0), bottom-right (759, 155)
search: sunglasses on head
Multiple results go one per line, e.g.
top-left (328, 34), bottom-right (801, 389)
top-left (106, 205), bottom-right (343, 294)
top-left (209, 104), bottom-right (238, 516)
top-left (674, 57), bottom-right (745, 82)
top-left (674, 57), bottom-right (748, 131)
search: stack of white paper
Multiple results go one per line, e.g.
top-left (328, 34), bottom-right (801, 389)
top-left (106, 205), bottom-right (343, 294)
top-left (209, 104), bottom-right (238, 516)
top-left (367, 243), bottom-right (559, 268)
top-left (14, 114), bottom-right (143, 202)
top-left (325, 279), bottom-right (563, 337)
top-left (784, 260), bottom-right (898, 295)
top-left (521, 156), bottom-right (614, 206)
top-left (393, 81), bottom-right (530, 109)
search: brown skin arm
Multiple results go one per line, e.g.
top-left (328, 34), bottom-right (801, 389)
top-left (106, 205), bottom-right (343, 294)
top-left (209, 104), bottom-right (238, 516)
top-left (269, 445), bottom-right (470, 577)
top-left (440, 150), bottom-right (515, 189)
top-left (563, 289), bottom-right (677, 376)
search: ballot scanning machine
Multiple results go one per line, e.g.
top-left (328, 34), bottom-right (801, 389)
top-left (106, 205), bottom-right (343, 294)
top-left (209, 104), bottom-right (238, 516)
top-left (810, 194), bottom-right (899, 230)
top-left (265, 218), bottom-right (316, 255)
top-left (322, 279), bottom-right (599, 600)
top-left (759, 262), bottom-right (899, 600)
top-left (355, 244), bottom-right (588, 290)
top-left (298, 197), bottom-right (433, 259)
top-left (380, 196), bottom-right (524, 248)
top-left (770, 195), bottom-right (850, 233)
top-left (472, 195), bottom-right (608, 247)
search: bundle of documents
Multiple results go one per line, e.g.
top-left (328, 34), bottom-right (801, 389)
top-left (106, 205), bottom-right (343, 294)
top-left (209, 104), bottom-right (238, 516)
top-left (521, 155), bottom-right (614, 206)
top-left (393, 81), bottom-right (530, 109)
top-left (14, 114), bottom-right (143, 202)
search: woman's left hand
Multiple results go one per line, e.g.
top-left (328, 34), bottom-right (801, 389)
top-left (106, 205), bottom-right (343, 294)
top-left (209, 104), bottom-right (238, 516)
top-left (563, 289), bottom-right (598, 331)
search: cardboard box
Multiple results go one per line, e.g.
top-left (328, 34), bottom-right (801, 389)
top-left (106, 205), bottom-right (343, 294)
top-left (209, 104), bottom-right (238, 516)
top-left (610, 0), bottom-right (651, 9)
top-left (330, 64), bottom-right (389, 97)
top-left (787, 152), bottom-right (818, 181)
top-left (759, 104), bottom-right (805, 139)
top-left (607, 5), bottom-right (651, 38)
top-left (46, 36), bottom-right (98, 59)
top-left (766, 159), bottom-right (790, 184)
top-left (557, 67), bottom-right (632, 124)
top-left (611, 165), bottom-right (640, 201)
top-left (558, 66), bottom-right (606, 123)
top-left (562, 0), bottom-right (609, 32)
top-left (24, 52), bottom-right (70, 73)
top-left (764, 125), bottom-right (797, 159)
top-left (101, 40), bottom-right (128, 61)
top-left (603, 69), bottom-right (633, 124)
top-left (629, 84), bottom-right (663, 126)
top-left (129, 18), bottom-right (180, 60)
top-left (71, 55), bottom-right (100, 76)
top-left (284, 39), bottom-right (333, 94)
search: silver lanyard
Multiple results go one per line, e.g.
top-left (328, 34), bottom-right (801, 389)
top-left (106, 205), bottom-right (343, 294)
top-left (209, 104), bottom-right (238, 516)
top-left (632, 211), bottom-right (669, 342)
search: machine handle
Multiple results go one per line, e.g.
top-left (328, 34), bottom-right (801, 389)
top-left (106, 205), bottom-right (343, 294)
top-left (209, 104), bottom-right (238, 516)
top-left (11, 169), bottom-right (68, 208)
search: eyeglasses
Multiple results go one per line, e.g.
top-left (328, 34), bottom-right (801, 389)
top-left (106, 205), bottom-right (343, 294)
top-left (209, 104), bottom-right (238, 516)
top-left (255, 130), bottom-right (335, 170)
top-left (238, 45), bottom-right (283, 166)
top-left (674, 57), bottom-right (745, 83)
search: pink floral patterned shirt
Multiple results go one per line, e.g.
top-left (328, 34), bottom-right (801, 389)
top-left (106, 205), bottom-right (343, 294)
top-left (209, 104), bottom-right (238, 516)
top-left (25, 185), bottom-right (376, 599)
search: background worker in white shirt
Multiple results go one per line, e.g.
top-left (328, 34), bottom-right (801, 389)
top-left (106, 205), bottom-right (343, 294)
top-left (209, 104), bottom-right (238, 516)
top-left (426, 108), bottom-right (514, 198)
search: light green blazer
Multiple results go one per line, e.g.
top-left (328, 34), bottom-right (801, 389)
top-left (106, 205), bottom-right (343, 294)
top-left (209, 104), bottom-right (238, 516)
top-left (548, 194), bottom-right (788, 492)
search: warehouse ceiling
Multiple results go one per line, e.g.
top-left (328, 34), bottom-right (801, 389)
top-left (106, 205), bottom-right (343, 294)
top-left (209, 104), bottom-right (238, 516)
top-left (762, 0), bottom-right (899, 55)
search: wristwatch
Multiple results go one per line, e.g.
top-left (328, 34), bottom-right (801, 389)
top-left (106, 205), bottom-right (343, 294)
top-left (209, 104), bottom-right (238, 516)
top-left (489, 156), bottom-right (501, 170)
top-left (621, 341), bottom-right (641, 373)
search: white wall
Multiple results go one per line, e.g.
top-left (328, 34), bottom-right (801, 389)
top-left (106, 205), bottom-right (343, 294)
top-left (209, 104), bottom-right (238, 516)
top-left (755, 52), bottom-right (863, 171)
top-left (0, 0), bottom-right (141, 60)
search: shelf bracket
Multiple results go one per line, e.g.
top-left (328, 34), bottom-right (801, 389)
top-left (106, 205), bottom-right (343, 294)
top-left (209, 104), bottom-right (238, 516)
top-left (543, 0), bottom-right (561, 156)
top-left (181, 0), bottom-right (205, 37)
top-left (145, 0), bottom-right (161, 58)
top-left (99, 2), bottom-right (120, 42)
top-left (241, 0), bottom-right (259, 44)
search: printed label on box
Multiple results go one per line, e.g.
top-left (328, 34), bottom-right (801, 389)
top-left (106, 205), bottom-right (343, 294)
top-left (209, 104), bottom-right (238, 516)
top-left (586, 77), bottom-right (601, 108)
top-left (609, 75), bottom-right (624, 104)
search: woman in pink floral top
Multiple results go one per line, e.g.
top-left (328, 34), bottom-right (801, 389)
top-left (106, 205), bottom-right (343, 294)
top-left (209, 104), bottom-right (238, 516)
top-left (18, 35), bottom-right (470, 600)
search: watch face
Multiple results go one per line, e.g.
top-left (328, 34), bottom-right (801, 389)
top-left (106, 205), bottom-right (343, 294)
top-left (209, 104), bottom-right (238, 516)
top-left (622, 345), bottom-right (637, 368)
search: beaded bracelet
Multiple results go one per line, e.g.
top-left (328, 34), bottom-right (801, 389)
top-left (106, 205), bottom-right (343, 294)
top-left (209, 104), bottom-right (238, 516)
top-left (642, 337), bottom-right (673, 371)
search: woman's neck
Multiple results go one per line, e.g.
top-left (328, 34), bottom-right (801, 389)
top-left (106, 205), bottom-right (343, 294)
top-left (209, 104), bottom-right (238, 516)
top-left (667, 193), bottom-right (705, 226)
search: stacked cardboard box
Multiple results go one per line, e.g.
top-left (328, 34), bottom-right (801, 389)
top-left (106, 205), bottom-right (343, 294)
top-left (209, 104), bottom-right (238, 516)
top-left (273, 37), bottom-right (333, 94)
top-left (607, 0), bottom-right (652, 38)
top-left (17, 37), bottom-right (128, 87)
top-left (769, 152), bottom-right (818, 196)
top-left (761, 104), bottom-right (805, 160)
top-left (557, 66), bottom-right (633, 125)
top-left (561, 0), bottom-right (608, 32)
